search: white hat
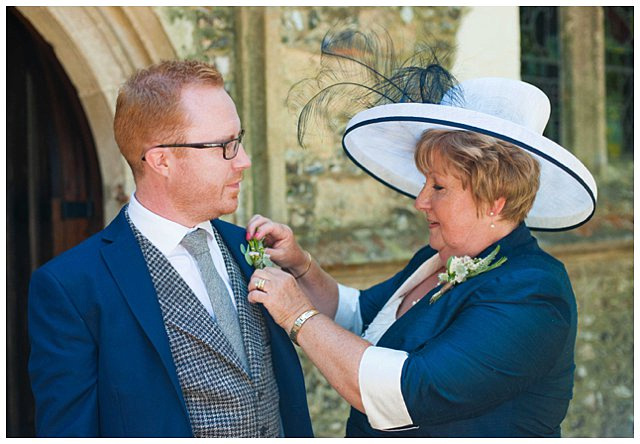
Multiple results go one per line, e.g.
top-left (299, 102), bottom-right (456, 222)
top-left (342, 77), bottom-right (598, 231)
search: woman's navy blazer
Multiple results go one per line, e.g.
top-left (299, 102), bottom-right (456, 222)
top-left (347, 223), bottom-right (577, 437)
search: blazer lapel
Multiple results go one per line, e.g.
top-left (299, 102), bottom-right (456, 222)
top-left (389, 254), bottom-right (443, 302)
top-left (100, 209), bottom-right (186, 409)
top-left (212, 219), bottom-right (254, 281)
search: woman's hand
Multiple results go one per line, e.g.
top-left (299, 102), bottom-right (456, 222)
top-left (245, 214), bottom-right (309, 275)
top-left (247, 267), bottom-right (315, 332)
top-left (248, 268), bottom-right (368, 415)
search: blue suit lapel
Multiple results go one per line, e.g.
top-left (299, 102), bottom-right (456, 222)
top-left (212, 219), bottom-right (254, 280)
top-left (100, 208), bottom-right (187, 415)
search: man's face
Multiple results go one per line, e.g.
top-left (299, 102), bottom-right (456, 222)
top-left (169, 85), bottom-right (251, 222)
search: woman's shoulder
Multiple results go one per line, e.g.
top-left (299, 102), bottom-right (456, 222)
top-left (478, 244), bottom-right (573, 302)
top-left (509, 239), bottom-right (568, 275)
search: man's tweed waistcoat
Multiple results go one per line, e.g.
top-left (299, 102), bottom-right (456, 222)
top-left (129, 217), bottom-right (281, 438)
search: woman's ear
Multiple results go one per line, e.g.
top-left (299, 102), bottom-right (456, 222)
top-left (488, 197), bottom-right (507, 217)
top-left (143, 148), bottom-right (171, 177)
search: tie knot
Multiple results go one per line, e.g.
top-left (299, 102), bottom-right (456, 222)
top-left (181, 228), bottom-right (210, 257)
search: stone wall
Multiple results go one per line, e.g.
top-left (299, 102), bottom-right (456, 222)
top-left (279, 6), bottom-right (464, 264)
top-left (154, 6), bottom-right (633, 438)
top-left (157, 6), bottom-right (465, 265)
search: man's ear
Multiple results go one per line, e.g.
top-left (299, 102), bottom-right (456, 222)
top-left (143, 148), bottom-right (171, 177)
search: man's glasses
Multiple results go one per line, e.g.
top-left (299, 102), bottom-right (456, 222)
top-left (142, 129), bottom-right (244, 161)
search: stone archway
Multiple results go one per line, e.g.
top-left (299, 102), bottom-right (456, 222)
top-left (8, 8), bottom-right (177, 437)
top-left (16, 6), bottom-right (177, 222)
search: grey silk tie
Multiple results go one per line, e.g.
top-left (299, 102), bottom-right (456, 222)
top-left (181, 228), bottom-right (249, 372)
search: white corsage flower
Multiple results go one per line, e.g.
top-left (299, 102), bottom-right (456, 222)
top-left (430, 245), bottom-right (507, 304)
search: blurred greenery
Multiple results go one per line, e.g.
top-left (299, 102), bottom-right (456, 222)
top-left (562, 248), bottom-right (633, 437)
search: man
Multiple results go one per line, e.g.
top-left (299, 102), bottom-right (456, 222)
top-left (28, 60), bottom-right (313, 437)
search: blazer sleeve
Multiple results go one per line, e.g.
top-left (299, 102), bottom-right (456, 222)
top-left (400, 267), bottom-right (573, 426)
top-left (28, 267), bottom-right (99, 437)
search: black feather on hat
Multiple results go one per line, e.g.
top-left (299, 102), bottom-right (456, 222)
top-left (289, 26), bottom-right (461, 148)
top-left (290, 26), bottom-right (597, 231)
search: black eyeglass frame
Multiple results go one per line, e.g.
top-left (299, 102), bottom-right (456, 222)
top-left (142, 129), bottom-right (245, 161)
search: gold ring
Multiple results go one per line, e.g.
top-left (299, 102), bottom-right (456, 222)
top-left (256, 278), bottom-right (266, 291)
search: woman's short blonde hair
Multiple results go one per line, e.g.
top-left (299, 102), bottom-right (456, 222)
top-left (414, 129), bottom-right (540, 224)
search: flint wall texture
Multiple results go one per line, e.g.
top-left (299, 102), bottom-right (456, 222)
top-left (157, 6), bottom-right (633, 437)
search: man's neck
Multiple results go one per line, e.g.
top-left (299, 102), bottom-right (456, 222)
top-left (135, 187), bottom-right (205, 228)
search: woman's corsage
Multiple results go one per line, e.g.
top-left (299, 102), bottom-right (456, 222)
top-left (430, 245), bottom-right (507, 304)
top-left (240, 237), bottom-right (274, 269)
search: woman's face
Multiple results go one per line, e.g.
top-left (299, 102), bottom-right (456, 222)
top-left (414, 154), bottom-right (494, 260)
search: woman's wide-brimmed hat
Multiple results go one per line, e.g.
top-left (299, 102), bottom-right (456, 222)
top-left (292, 28), bottom-right (597, 231)
top-left (342, 77), bottom-right (598, 231)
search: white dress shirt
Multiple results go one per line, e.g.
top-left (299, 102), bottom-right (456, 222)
top-left (333, 253), bottom-right (443, 430)
top-left (127, 194), bottom-right (237, 319)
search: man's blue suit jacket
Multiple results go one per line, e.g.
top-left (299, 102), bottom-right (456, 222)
top-left (346, 223), bottom-right (577, 437)
top-left (28, 207), bottom-right (313, 437)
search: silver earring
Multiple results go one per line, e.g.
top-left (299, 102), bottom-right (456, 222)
top-left (490, 221), bottom-right (495, 228)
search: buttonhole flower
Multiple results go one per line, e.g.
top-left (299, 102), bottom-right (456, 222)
top-left (430, 245), bottom-right (507, 304)
top-left (240, 237), bottom-right (274, 269)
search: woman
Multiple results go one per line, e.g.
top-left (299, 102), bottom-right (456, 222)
top-left (244, 73), bottom-right (597, 437)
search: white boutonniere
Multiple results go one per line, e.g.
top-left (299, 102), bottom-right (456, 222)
top-left (430, 245), bottom-right (507, 304)
top-left (240, 237), bottom-right (274, 269)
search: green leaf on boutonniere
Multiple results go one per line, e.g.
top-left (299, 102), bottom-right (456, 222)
top-left (240, 237), bottom-right (274, 269)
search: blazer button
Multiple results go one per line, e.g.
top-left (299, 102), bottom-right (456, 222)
top-left (260, 426), bottom-right (268, 436)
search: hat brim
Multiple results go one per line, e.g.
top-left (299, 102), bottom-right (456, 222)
top-left (342, 103), bottom-right (597, 231)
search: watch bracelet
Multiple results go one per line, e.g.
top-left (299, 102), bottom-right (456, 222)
top-left (289, 309), bottom-right (320, 346)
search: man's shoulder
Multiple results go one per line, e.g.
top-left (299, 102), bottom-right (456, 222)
top-left (35, 229), bottom-right (107, 277)
top-left (36, 211), bottom-right (128, 277)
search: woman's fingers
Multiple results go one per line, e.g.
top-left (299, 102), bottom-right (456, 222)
top-left (248, 269), bottom-right (270, 291)
top-left (248, 268), bottom-right (295, 298)
top-left (247, 268), bottom-right (313, 330)
top-left (247, 289), bottom-right (266, 305)
top-left (246, 215), bottom-right (286, 245)
top-left (245, 214), bottom-right (271, 239)
top-left (246, 214), bottom-right (290, 239)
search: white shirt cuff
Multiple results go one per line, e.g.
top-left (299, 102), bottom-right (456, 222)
top-left (359, 346), bottom-right (412, 430)
top-left (333, 284), bottom-right (363, 335)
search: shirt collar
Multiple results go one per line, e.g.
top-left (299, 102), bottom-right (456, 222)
top-left (127, 193), bottom-right (214, 256)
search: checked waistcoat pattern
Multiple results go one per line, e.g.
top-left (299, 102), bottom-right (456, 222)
top-left (127, 213), bottom-right (281, 438)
